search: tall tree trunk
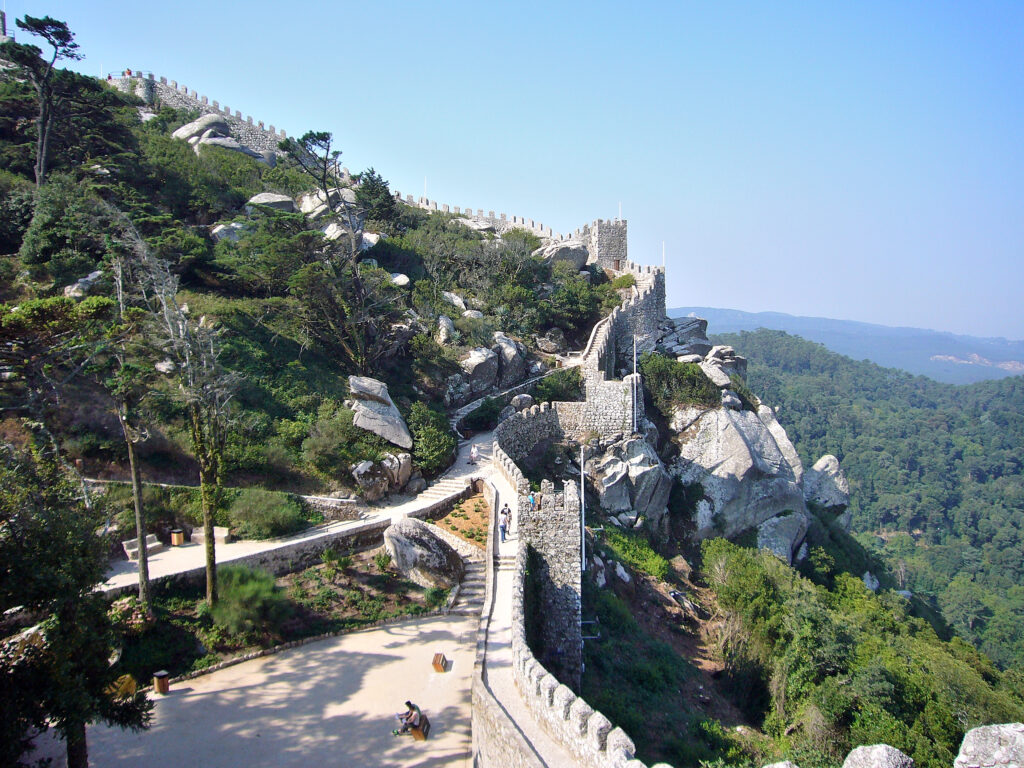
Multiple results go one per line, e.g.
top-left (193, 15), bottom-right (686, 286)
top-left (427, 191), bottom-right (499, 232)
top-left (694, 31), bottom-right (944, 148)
top-left (199, 463), bottom-right (217, 604)
top-left (34, 97), bottom-right (51, 188)
top-left (65, 719), bottom-right (88, 768)
top-left (123, 424), bottom-right (150, 611)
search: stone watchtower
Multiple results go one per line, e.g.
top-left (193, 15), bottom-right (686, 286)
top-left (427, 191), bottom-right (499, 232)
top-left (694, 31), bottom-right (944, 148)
top-left (589, 219), bottom-right (628, 273)
top-left (1, 11), bottom-right (13, 43)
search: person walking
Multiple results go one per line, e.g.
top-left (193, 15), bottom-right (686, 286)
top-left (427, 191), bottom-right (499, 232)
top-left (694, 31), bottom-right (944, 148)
top-left (499, 507), bottom-right (508, 543)
top-left (468, 444), bottom-right (479, 464)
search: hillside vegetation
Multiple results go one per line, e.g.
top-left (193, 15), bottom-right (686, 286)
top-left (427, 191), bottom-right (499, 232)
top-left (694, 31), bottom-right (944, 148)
top-left (714, 329), bottom-right (1024, 670)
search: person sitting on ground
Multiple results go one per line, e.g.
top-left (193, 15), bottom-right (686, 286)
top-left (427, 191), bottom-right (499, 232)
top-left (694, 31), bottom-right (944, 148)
top-left (393, 700), bottom-right (422, 735)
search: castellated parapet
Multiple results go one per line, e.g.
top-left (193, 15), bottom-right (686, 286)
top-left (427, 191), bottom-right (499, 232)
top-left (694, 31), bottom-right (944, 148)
top-left (108, 72), bottom-right (286, 154)
top-left (393, 192), bottom-right (565, 240)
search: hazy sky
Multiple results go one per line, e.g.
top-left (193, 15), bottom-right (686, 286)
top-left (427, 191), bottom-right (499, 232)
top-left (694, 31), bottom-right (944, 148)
top-left (13, 1), bottom-right (1024, 338)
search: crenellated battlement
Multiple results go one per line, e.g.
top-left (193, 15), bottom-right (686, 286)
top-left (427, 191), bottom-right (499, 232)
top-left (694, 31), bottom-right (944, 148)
top-left (108, 72), bottom-right (287, 153)
top-left (392, 192), bottom-right (566, 239)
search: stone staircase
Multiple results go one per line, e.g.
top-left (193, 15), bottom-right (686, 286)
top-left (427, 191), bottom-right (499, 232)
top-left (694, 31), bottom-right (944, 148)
top-left (494, 553), bottom-right (516, 572)
top-left (417, 476), bottom-right (472, 504)
top-left (449, 560), bottom-right (486, 616)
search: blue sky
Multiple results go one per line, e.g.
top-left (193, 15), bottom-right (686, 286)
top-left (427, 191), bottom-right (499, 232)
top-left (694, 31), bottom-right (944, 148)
top-left (13, 1), bottom-right (1024, 337)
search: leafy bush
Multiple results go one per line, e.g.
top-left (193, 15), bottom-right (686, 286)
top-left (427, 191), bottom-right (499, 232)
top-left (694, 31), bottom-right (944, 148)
top-left (301, 406), bottom-right (390, 480)
top-left (210, 565), bottom-right (292, 637)
top-left (602, 529), bottom-right (670, 580)
top-left (424, 587), bottom-right (448, 609)
top-left (228, 488), bottom-right (305, 539)
top-left (610, 273), bottom-right (636, 290)
top-left (374, 551), bottom-right (392, 571)
top-left (407, 402), bottom-right (456, 476)
top-left (462, 397), bottom-right (503, 432)
top-left (534, 366), bottom-right (583, 403)
top-left (639, 352), bottom-right (720, 413)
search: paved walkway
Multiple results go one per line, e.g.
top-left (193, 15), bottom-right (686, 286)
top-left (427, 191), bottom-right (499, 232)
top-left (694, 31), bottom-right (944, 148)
top-left (28, 613), bottom-right (477, 768)
top-left (89, 429), bottom-right (574, 767)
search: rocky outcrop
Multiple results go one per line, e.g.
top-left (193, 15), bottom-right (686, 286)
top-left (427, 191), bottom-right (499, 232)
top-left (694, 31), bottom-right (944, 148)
top-left (657, 315), bottom-right (712, 358)
top-left (172, 113), bottom-right (230, 141)
top-left (346, 375), bottom-right (412, 449)
top-left (668, 405), bottom-right (807, 555)
top-left (536, 327), bottom-right (567, 354)
top-left (589, 437), bottom-right (673, 531)
top-left (63, 270), bottom-right (103, 298)
top-left (442, 291), bottom-right (466, 311)
top-left (533, 239), bottom-right (589, 271)
top-left (492, 332), bottom-right (527, 388)
top-left (384, 517), bottom-right (465, 589)
top-left (955, 723), bottom-right (1024, 768)
top-left (211, 222), bottom-right (249, 242)
top-left (245, 192), bottom-right (296, 214)
top-left (460, 347), bottom-right (499, 395)
top-left (757, 511), bottom-right (809, 564)
top-left (350, 460), bottom-right (390, 502)
top-left (298, 187), bottom-right (356, 219)
top-left (437, 315), bottom-right (456, 345)
top-left (804, 454), bottom-right (850, 515)
top-left (510, 394), bottom-right (534, 411)
top-left (842, 745), bottom-right (914, 768)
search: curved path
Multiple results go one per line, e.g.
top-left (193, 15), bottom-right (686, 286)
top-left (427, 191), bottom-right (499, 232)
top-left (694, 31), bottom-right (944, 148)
top-left (82, 430), bottom-right (574, 767)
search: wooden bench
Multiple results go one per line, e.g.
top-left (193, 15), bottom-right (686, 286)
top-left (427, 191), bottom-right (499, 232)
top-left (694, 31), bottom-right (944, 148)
top-left (189, 526), bottom-right (231, 545)
top-left (410, 714), bottom-right (430, 741)
top-left (122, 534), bottom-right (163, 561)
top-left (432, 653), bottom-right (448, 673)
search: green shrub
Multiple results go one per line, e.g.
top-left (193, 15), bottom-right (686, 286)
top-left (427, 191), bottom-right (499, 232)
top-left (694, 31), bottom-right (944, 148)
top-left (534, 366), bottom-right (583, 403)
top-left (228, 488), bottom-right (305, 539)
top-left (301, 406), bottom-right (390, 479)
top-left (210, 565), bottom-right (292, 637)
top-left (610, 273), bottom-right (636, 290)
top-left (462, 397), bottom-right (502, 432)
top-left (374, 551), bottom-right (392, 571)
top-left (603, 529), bottom-right (670, 581)
top-left (407, 401), bottom-right (457, 475)
top-left (639, 352), bottom-right (720, 413)
top-left (424, 587), bottom-right (448, 609)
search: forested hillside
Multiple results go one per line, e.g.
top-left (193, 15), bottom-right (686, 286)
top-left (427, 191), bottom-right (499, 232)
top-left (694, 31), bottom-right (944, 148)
top-left (714, 329), bottom-right (1024, 670)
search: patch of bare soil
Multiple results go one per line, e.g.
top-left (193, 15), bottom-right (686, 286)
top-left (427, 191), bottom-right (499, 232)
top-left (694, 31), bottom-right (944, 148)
top-left (433, 492), bottom-right (489, 549)
top-left (619, 556), bottom-right (751, 729)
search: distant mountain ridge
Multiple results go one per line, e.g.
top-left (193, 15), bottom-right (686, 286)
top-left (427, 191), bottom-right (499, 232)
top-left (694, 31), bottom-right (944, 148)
top-left (669, 306), bottom-right (1024, 384)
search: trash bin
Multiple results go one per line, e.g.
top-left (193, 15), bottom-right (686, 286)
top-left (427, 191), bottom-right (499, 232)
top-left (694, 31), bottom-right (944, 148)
top-left (153, 670), bottom-right (170, 695)
top-left (170, 529), bottom-right (184, 546)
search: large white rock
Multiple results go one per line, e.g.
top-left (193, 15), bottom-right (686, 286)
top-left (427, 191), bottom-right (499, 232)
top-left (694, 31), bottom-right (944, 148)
top-left (598, 459), bottom-right (632, 513)
top-left (197, 136), bottom-right (264, 161)
top-left (391, 273), bottom-right (410, 287)
top-left (492, 332), bottom-right (527, 388)
top-left (437, 315), bottom-right (456, 345)
top-left (460, 347), bottom-right (499, 395)
top-left (442, 291), bottom-right (466, 310)
top-left (211, 222), bottom-right (249, 242)
top-left (298, 187), bottom-right (356, 219)
top-left (360, 232), bottom-right (381, 251)
top-left (757, 512), bottom-right (809, 565)
top-left (350, 460), bottom-right (389, 501)
top-left (955, 723), bottom-right (1024, 768)
top-left (347, 375), bottom-right (412, 449)
top-left (384, 517), bottom-right (465, 589)
top-left (669, 406), bottom-right (807, 540)
top-left (245, 192), bottom-right (296, 214)
top-left (533, 240), bottom-right (589, 271)
top-left (803, 454), bottom-right (850, 515)
top-left (758, 405), bottom-right (804, 484)
top-left (699, 360), bottom-right (733, 388)
top-left (172, 113), bottom-right (229, 141)
top-left (842, 744), bottom-right (914, 768)
top-left (381, 452), bottom-right (413, 490)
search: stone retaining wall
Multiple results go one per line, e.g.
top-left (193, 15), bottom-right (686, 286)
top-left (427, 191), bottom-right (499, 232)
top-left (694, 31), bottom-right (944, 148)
top-left (103, 484), bottom-right (474, 599)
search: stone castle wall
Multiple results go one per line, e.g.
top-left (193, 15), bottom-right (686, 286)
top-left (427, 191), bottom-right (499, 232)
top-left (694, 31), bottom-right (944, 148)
top-left (109, 72), bottom-right (286, 154)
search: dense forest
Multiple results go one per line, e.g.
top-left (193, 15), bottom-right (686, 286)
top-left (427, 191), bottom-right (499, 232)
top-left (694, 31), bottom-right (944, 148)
top-left (714, 329), bottom-right (1024, 671)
